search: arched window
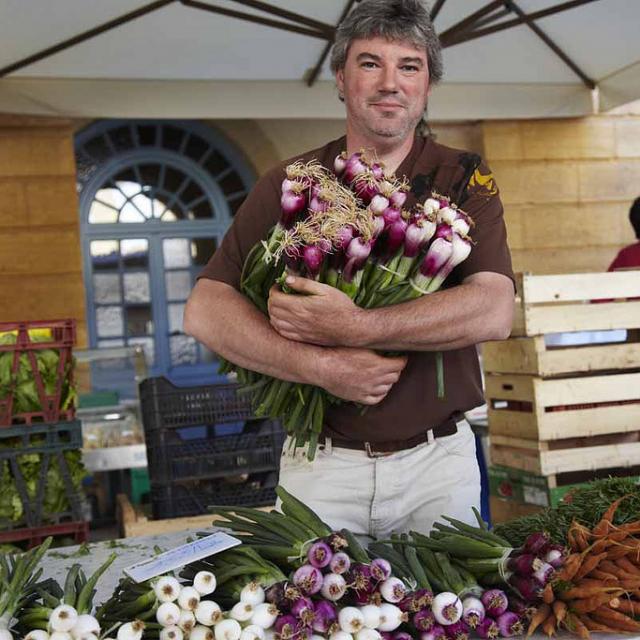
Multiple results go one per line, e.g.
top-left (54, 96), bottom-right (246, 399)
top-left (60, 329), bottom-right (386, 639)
top-left (75, 120), bottom-right (255, 384)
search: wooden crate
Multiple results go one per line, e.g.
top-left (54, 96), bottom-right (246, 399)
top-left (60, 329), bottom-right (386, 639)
top-left (489, 496), bottom-right (543, 525)
top-left (508, 271), bottom-right (640, 338)
top-left (116, 493), bottom-right (274, 538)
top-left (485, 371), bottom-right (640, 441)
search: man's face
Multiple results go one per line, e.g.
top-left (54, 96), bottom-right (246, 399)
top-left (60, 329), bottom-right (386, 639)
top-left (336, 36), bottom-right (431, 143)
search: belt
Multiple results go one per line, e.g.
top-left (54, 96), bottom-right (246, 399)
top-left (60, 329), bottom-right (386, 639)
top-left (320, 414), bottom-right (461, 458)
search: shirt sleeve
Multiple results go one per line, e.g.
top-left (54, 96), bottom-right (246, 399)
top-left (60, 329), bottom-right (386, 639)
top-left (453, 161), bottom-right (515, 286)
top-left (197, 166), bottom-right (283, 290)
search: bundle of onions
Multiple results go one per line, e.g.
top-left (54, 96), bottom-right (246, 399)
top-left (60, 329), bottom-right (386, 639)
top-left (218, 151), bottom-right (475, 460)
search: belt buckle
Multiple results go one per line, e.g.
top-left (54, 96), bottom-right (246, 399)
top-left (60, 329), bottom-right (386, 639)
top-left (364, 442), bottom-right (388, 458)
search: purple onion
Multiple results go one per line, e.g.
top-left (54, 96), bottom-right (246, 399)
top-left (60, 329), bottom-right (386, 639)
top-left (480, 590), bottom-right (508, 618)
top-left (280, 191), bottom-right (306, 227)
top-left (326, 532), bottom-right (348, 551)
top-left (532, 561), bottom-right (555, 586)
top-left (354, 176), bottom-right (380, 203)
top-left (371, 163), bottom-right (385, 181)
top-left (413, 609), bottom-right (436, 632)
top-left (372, 215), bottom-right (386, 237)
top-left (382, 206), bottom-right (401, 227)
top-left (419, 238), bottom-right (453, 278)
top-left (381, 633), bottom-right (394, 640)
top-left (291, 596), bottom-right (314, 619)
top-left (307, 541), bottom-right (333, 569)
top-left (444, 620), bottom-right (470, 640)
top-left (461, 596), bottom-right (485, 629)
top-left (475, 618), bottom-right (499, 640)
top-left (404, 219), bottom-right (435, 257)
top-left (343, 153), bottom-right (367, 183)
top-left (543, 544), bottom-right (566, 569)
top-left (506, 596), bottom-right (528, 616)
top-left (335, 226), bottom-right (355, 252)
top-left (496, 612), bottom-right (524, 638)
top-left (292, 564), bottom-right (323, 595)
top-left (302, 245), bottom-right (324, 279)
top-left (348, 564), bottom-right (374, 594)
top-left (393, 634), bottom-right (413, 640)
top-left (342, 237), bottom-right (372, 283)
top-left (420, 627), bottom-right (446, 640)
top-left (385, 219), bottom-right (408, 255)
top-left (275, 615), bottom-right (301, 639)
top-left (435, 223), bottom-right (453, 241)
top-left (370, 558), bottom-right (392, 582)
top-left (523, 531), bottom-right (550, 555)
top-left (320, 573), bottom-right (347, 601)
top-left (389, 190), bottom-right (407, 208)
top-left (508, 575), bottom-right (541, 603)
top-left (329, 552), bottom-right (351, 575)
top-left (309, 195), bottom-right (329, 213)
top-left (265, 581), bottom-right (301, 609)
top-left (311, 600), bottom-right (337, 634)
top-left (507, 553), bottom-right (537, 576)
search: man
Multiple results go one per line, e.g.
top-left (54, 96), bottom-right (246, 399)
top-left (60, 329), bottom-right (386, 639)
top-left (608, 197), bottom-right (640, 271)
top-left (184, 0), bottom-right (514, 538)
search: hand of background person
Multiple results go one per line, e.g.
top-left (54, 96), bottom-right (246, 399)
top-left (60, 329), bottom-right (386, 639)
top-left (268, 276), bottom-right (362, 346)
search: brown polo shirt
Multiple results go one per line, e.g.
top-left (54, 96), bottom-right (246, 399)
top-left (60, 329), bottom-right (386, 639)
top-left (198, 134), bottom-right (514, 443)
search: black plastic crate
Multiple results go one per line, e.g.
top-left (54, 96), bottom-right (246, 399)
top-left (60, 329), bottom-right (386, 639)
top-left (0, 420), bottom-right (86, 529)
top-left (151, 472), bottom-right (278, 519)
top-left (146, 421), bottom-right (286, 483)
top-left (140, 376), bottom-right (256, 431)
top-left (0, 421), bottom-right (83, 459)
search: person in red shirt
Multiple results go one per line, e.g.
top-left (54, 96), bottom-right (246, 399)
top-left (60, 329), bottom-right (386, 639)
top-left (608, 197), bottom-right (640, 270)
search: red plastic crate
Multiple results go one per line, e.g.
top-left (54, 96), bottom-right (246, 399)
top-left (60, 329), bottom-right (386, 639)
top-left (0, 520), bottom-right (88, 549)
top-left (0, 319), bottom-right (76, 426)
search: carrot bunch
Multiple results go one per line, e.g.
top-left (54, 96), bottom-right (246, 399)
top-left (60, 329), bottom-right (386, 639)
top-left (526, 496), bottom-right (640, 638)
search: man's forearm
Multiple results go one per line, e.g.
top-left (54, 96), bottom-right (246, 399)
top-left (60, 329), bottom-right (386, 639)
top-left (184, 279), bottom-right (323, 384)
top-left (352, 273), bottom-right (514, 351)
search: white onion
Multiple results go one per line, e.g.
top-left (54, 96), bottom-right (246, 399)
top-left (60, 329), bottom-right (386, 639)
top-left (190, 625), bottom-right (214, 640)
top-left (160, 626), bottom-right (184, 640)
top-left (178, 586), bottom-right (201, 611)
top-left (240, 582), bottom-right (265, 606)
top-left (116, 621), bottom-right (144, 640)
top-left (178, 610), bottom-right (196, 633)
top-left (359, 605), bottom-right (381, 630)
top-left (379, 578), bottom-right (406, 604)
top-left (250, 604), bottom-right (278, 629)
top-left (214, 619), bottom-right (242, 640)
top-left (25, 631), bottom-right (50, 640)
top-left (195, 600), bottom-right (222, 626)
top-left (50, 633), bottom-right (73, 640)
top-left (0, 630), bottom-right (13, 640)
top-left (154, 577), bottom-right (182, 603)
top-left (329, 632), bottom-right (353, 640)
top-left (355, 630), bottom-right (381, 640)
top-left (70, 614), bottom-right (100, 639)
top-left (156, 602), bottom-right (182, 627)
top-left (230, 602), bottom-right (254, 622)
top-left (75, 634), bottom-right (99, 640)
top-left (377, 604), bottom-right (405, 632)
top-left (432, 592), bottom-right (463, 626)
top-left (193, 571), bottom-right (217, 596)
top-left (338, 607), bottom-right (364, 634)
top-left (240, 625), bottom-right (265, 640)
top-left (49, 606), bottom-right (79, 633)
top-left (424, 198), bottom-right (441, 214)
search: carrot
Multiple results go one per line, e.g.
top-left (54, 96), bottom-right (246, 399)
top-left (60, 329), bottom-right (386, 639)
top-left (561, 585), bottom-right (621, 600)
top-left (565, 612), bottom-right (591, 640)
top-left (574, 578), bottom-right (608, 589)
top-left (616, 556), bottom-right (640, 577)
top-left (592, 605), bottom-right (640, 632)
top-left (574, 552), bottom-right (608, 581)
top-left (592, 496), bottom-right (629, 537)
top-left (542, 612), bottom-right (557, 637)
top-left (587, 568), bottom-right (619, 582)
top-left (542, 582), bottom-right (555, 604)
top-left (569, 521), bottom-right (592, 551)
top-left (600, 559), bottom-right (638, 580)
top-left (527, 603), bottom-right (551, 637)
top-left (557, 553), bottom-right (583, 582)
top-left (611, 597), bottom-right (640, 616)
top-left (578, 613), bottom-right (617, 633)
top-left (570, 592), bottom-right (624, 614)
top-left (619, 578), bottom-right (640, 590)
top-left (605, 541), bottom-right (637, 560)
top-left (552, 600), bottom-right (567, 624)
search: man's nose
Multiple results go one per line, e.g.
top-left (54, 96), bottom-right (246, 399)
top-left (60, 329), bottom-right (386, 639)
top-left (378, 66), bottom-right (398, 92)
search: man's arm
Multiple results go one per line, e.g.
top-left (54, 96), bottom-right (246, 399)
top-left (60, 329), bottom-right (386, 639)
top-left (183, 278), bottom-right (408, 405)
top-left (267, 271), bottom-right (514, 351)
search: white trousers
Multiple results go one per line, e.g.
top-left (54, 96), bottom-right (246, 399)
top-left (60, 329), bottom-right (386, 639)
top-left (277, 419), bottom-right (481, 539)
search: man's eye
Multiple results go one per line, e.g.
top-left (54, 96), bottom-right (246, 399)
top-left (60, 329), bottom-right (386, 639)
top-left (402, 65), bottom-right (419, 72)
top-left (361, 61), bottom-right (378, 69)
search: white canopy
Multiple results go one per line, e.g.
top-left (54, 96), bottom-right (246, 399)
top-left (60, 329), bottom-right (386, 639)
top-left (0, 0), bottom-right (638, 120)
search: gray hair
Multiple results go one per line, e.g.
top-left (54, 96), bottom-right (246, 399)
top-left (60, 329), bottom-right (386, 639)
top-left (330, 0), bottom-right (443, 84)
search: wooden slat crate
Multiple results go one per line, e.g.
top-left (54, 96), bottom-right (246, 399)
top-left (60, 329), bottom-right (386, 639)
top-left (509, 271), bottom-right (640, 337)
top-left (485, 371), bottom-right (640, 441)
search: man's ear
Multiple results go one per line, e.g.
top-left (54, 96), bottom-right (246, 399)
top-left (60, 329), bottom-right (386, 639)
top-left (336, 68), bottom-right (345, 98)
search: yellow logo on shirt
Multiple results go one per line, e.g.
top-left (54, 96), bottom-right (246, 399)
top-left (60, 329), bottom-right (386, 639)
top-left (468, 168), bottom-right (498, 196)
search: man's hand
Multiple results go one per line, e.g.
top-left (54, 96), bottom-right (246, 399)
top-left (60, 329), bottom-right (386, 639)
top-left (317, 346), bottom-right (408, 405)
top-left (268, 276), bottom-right (362, 346)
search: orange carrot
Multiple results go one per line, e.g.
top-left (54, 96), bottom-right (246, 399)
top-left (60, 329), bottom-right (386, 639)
top-left (570, 592), bottom-right (624, 614)
top-left (592, 605), bottom-right (640, 632)
top-left (527, 603), bottom-right (551, 638)
top-left (542, 582), bottom-right (555, 604)
top-left (565, 612), bottom-right (591, 640)
top-left (552, 600), bottom-right (567, 624)
top-left (578, 613), bottom-right (616, 633)
top-left (600, 559), bottom-right (638, 580)
top-left (592, 496), bottom-right (629, 537)
top-left (557, 553), bottom-right (583, 582)
top-left (574, 552), bottom-right (608, 581)
top-left (587, 568), bottom-right (619, 582)
top-left (561, 585), bottom-right (621, 600)
top-left (542, 613), bottom-right (557, 637)
top-left (616, 555), bottom-right (640, 577)
top-left (611, 597), bottom-right (640, 616)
